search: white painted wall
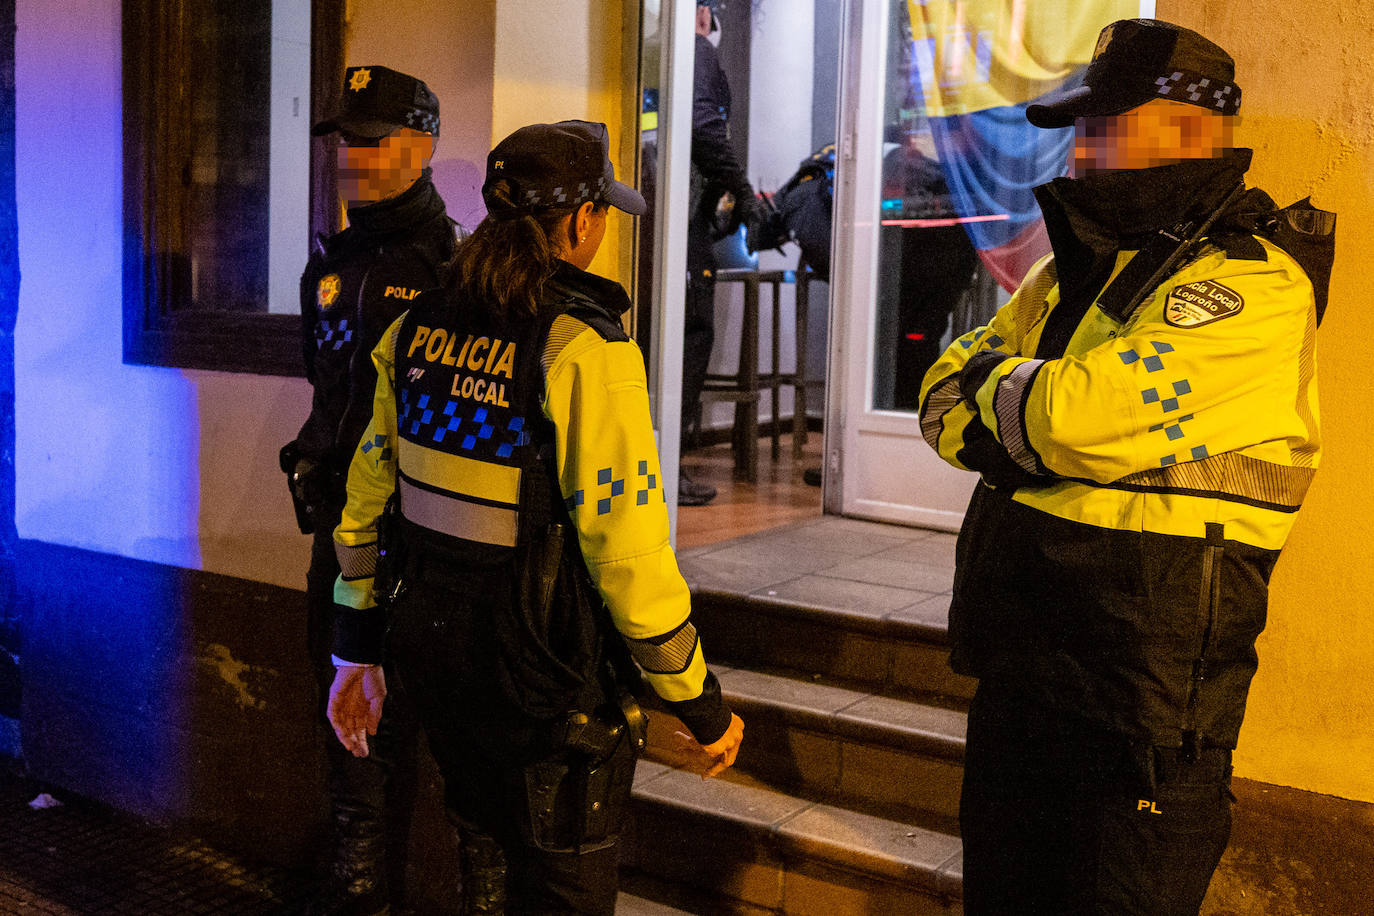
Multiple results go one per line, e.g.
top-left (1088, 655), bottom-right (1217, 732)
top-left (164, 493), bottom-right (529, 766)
top-left (344, 0), bottom-right (496, 229)
top-left (14, 0), bottom-right (312, 587)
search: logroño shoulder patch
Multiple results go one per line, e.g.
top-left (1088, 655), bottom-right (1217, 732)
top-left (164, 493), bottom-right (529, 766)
top-left (1164, 280), bottom-right (1244, 328)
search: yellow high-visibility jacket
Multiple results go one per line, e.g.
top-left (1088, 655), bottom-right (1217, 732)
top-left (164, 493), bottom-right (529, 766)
top-left (919, 170), bottom-right (1321, 748)
top-left (331, 263), bottom-right (731, 744)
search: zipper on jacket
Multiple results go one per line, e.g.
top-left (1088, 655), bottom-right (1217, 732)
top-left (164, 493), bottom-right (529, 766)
top-left (1181, 521), bottom-right (1225, 761)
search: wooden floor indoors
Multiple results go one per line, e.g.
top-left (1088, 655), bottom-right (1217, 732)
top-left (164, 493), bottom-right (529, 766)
top-left (675, 429), bottom-right (824, 552)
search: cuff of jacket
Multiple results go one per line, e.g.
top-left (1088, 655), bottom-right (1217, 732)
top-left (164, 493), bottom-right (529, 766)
top-left (663, 670), bottom-right (733, 746)
top-left (332, 605), bottom-right (387, 666)
top-left (959, 349), bottom-right (1013, 406)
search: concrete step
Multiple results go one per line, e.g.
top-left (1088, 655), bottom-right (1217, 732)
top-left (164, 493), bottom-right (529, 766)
top-left (686, 584), bottom-right (976, 704)
top-left (616, 887), bottom-right (701, 915)
top-left (640, 521), bottom-right (972, 911)
top-left (626, 761), bottom-right (963, 915)
top-left (677, 520), bottom-right (972, 702)
top-left (648, 666), bottom-right (966, 821)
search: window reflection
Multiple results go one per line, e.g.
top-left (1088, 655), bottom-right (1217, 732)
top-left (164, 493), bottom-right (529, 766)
top-left (873, 0), bottom-right (1136, 411)
top-left (184, 1), bottom-right (272, 313)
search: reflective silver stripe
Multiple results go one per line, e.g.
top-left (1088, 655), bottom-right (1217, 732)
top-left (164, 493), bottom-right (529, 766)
top-left (399, 477), bottom-right (518, 547)
top-left (625, 621), bottom-right (699, 675)
top-left (335, 541), bottom-right (379, 580)
top-left (919, 376), bottom-right (963, 450)
top-left (993, 359), bottom-right (1045, 474)
top-left (1116, 452), bottom-right (1314, 511)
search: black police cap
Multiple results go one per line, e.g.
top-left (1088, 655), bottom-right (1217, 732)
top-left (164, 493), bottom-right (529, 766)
top-left (482, 120), bottom-right (647, 218)
top-left (1026, 19), bottom-right (1241, 129)
top-left (312, 65), bottom-right (439, 139)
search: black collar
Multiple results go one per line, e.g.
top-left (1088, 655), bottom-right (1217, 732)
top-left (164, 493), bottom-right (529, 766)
top-left (345, 168), bottom-right (448, 239)
top-left (545, 260), bottom-right (632, 319)
top-left (1034, 150), bottom-right (1252, 311)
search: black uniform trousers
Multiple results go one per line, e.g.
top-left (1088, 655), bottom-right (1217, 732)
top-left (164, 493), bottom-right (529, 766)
top-left (384, 576), bottom-right (637, 916)
top-left (681, 268), bottom-right (716, 445)
top-left (307, 522), bottom-right (420, 897)
top-left (959, 679), bottom-right (1234, 915)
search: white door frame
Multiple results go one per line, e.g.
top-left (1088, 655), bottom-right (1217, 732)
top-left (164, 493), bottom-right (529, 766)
top-left (644, 0), bottom-right (696, 542)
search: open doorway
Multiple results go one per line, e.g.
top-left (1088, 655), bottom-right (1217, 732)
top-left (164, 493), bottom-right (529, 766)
top-left (635, 0), bottom-right (1148, 548)
top-left (636, 0), bottom-right (845, 550)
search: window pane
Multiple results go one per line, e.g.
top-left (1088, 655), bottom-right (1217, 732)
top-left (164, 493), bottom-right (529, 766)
top-left (872, 0), bottom-right (1137, 411)
top-left (183, 0), bottom-right (272, 313)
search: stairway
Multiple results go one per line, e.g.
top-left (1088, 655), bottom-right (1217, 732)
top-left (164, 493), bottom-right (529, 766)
top-left (621, 518), bottom-right (972, 914)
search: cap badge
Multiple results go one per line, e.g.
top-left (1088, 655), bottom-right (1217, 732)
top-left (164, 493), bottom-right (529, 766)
top-left (1094, 25), bottom-right (1115, 57)
top-left (348, 68), bottom-right (372, 92)
top-left (493, 160), bottom-right (504, 170)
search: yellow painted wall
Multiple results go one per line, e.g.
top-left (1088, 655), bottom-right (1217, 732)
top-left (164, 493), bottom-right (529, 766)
top-left (345, 1), bottom-right (497, 227)
top-left (344, 0), bottom-right (639, 284)
top-left (1157, 2), bottom-right (1374, 802)
top-left (491, 0), bottom-right (640, 288)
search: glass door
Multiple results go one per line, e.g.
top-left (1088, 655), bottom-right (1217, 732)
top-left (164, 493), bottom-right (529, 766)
top-left (827, 0), bottom-right (1151, 529)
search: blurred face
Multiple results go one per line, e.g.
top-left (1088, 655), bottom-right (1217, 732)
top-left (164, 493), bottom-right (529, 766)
top-left (337, 127), bottom-right (435, 205)
top-left (1074, 99), bottom-right (1234, 175)
top-left (695, 4), bottom-right (714, 36)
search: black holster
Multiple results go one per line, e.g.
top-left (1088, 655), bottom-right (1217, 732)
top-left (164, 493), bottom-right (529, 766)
top-left (519, 695), bottom-right (645, 855)
top-left (280, 441), bottom-right (344, 535)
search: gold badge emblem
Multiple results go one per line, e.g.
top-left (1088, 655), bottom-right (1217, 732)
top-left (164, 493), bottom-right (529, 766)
top-left (1094, 25), bottom-right (1115, 58)
top-left (349, 68), bottom-right (372, 92)
top-left (317, 273), bottom-right (342, 308)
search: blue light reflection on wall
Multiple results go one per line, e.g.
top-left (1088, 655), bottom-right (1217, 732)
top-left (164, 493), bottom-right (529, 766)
top-left (1, 0), bottom-right (21, 758)
top-left (11, 0), bottom-right (207, 789)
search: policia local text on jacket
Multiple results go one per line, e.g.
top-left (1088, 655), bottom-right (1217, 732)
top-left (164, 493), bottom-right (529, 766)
top-left (919, 149), bottom-right (1325, 911)
top-left (332, 260), bottom-right (733, 911)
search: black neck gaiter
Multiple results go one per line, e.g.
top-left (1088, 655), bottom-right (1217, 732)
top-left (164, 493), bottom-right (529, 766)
top-left (1034, 149), bottom-right (1253, 313)
top-left (346, 167), bottom-right (446, 239)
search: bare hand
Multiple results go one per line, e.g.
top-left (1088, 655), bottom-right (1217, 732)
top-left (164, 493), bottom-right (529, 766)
top-left (327, 665), bottom-right (386, 757)
top-left (670, 713), bottom-right (744, 779)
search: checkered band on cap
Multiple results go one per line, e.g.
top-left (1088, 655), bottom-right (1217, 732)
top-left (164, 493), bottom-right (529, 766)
top-left (404, 110), bottom-right (439, 133)
top-left (517, 175), bottom-right (609, 209)
top-left (1154, 69), bottom-right (1241, 115)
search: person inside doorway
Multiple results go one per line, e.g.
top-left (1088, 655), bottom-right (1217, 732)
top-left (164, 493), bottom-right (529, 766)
top-left (681, 0), bottom-right (761, 505)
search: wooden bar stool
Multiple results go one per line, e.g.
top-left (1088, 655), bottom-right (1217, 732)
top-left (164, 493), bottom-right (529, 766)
top-left (702, 266), bottom-right (810, 482)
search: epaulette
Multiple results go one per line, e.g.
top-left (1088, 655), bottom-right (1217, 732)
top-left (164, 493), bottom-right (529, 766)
top-left (564, 301), bottom-right (629, 343)
top-left (540, 299), bottom-right (630, 378)
top-left (1206, 231), bottom-right (1268, 262)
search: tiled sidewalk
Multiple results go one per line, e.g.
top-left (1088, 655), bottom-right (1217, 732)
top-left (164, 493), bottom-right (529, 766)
top-left (0, 761), bottom-right (691, 915)
top-left (0, 765), bottom-right (315, 914)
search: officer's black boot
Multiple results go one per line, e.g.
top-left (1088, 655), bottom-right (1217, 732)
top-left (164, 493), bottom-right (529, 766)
top-left (457, 828), bottom-right (507, 915)
top-left (305, 810), bottom-right (390, 916)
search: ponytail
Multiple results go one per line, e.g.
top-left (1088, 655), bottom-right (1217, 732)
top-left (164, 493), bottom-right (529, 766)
top-left (447, 180), bottom-right (573, 318)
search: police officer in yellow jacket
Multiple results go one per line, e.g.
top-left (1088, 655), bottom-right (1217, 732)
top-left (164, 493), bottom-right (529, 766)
top-left (326, 121), bottom-right (745, 915)
top-left (918, 20), bottom-right (1332, 915)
